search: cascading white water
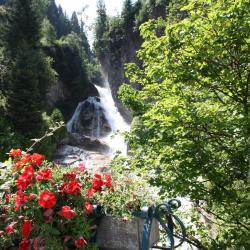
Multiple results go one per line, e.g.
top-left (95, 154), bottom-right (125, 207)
top-left (95, 82), bottom-right (130, 155)
top-left (66, 80), bottom-right (130, 156)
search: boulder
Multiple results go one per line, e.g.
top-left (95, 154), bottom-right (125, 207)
top-left (68, 133), bottom-right (110, 153)
top-left (67, 97), bottom-right (111, 138)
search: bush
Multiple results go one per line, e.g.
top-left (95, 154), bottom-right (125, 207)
top-left (0, 149), bottom-right (161, 249)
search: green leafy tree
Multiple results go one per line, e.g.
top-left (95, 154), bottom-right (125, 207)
top-left (119, 0), bottom-right (250, 248)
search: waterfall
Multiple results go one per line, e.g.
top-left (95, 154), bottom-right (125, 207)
top-left (66, 80), bottom-right (130, 156)
top-left (95, 82), bottom-right (130, 155)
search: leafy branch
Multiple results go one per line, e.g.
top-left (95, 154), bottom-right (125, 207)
top-left (26, 121), bottom-right (65, 153)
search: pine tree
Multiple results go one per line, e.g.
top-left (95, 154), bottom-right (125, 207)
top-left (47, 0), bottom-right (59, 34)
top-left (121, 0), bottom-right (135, 35)
top-left (71, 11), bottom-right (80, 34)
top-left (94, 0), bottom-right (108, 58)
top-left (4, 0), bottom-right (55, 141)
top-left (4, 0), bottom-right (41, 57)
top-left (57, 5), bottom-right (71, 37)
top-left (79, 20), bottom-right (91, 59)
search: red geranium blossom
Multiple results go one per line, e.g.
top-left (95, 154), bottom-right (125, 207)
top-left (36, 168), bottom-right (52, 182)
top-left (30, 153), bottom-right (45, 166)
top-left (92, 176), bottom-right (104, 192)
top-left (59, 206), bottom-right (77, 219)
top-left (14, 154), bottom-right (31, 169)
top-left (75, 236), bottom-right (87, 248)
top-left (19, 239), bottom-right (29, 250)
top-left (103, 173), bottom-right (112, 189)
top-left (63, 172), bottom-right (76, 180)
top-left (9, 149), bottom-right (22, 158)
top-left (84, 202), bottom-right (93, 215)
top-left (60, 179), bottom-right (82, 196)
top-left (38, 191), bottom-right (57, 208)
top-left (17, 166), bottom-right (35, 190)
top-left (5, 222), bottom-right (17, 234)
top-left (86, 188), bottom-right (95, 198)
top-left (21, 220), bottom-right (32, 239)
top-left (15, 191), bottom-right (30, 211)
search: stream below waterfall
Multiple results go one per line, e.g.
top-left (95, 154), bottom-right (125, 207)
top-left (53, 80), bottom-right (130, 171)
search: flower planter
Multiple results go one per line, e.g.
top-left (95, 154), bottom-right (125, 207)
top-left (96, 216), bottom-right (159, 250)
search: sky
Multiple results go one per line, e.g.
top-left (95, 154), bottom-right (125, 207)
top-left (55, 0), bottom-right (126, 44)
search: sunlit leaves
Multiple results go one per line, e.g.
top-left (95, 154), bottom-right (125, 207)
top-left (119, 0), bottom-right (250, 248)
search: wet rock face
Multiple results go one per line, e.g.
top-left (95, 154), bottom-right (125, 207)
top-left (53, 144), bottom-right (112, 172)
top-left (53, 145), bottom-right (86, 165)
top-left (68, 133), bottom-right (110, 153)
top-left (67, 97), bottom-right (111, 138)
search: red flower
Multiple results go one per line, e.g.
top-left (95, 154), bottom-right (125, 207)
top-left (92, 177), bottom-right (103, 192)
top-left (60, 179), bottom-right (82, 196)
top-left (5, 222), bottom-right (17, 234)
top-left (14, 154), bottom-right (31, 169)
top-left (38, 191), bottom-right (57, 208)
top-left (84, 202), bottom-right (93, 215)
top-left (5, 193), bottom-right (12, 203)
top-left (104, 173), bottom-right (112, 189)
top-left (63, 172), bottom-right (76, 180)
top-left (9, 149), bottom-right (22, 158)
top-left (75, 236), bottom-right (87, 248)
top-left (94, 173), bottom-right (102, 180)
top-left (15, 191), bottom-right (30, 211)
top-left (59, 206), bottom-right (77, 219)
top-left (86, 188), bottom-right (95, 198)
top-left (23, 166), bottom-right (35, 182)
top-left (17, 166), bottom-right (35, 190)
top-left (75, 163), bottom-right (86, 173)
top-left (19, 239), bottom-right (29, 250)
top-left (21, 220), bottom-right (32, 239)
top-left (30, 153), bottom-right (45, 166)
top-left (36, 168), bottom-right (52, 182)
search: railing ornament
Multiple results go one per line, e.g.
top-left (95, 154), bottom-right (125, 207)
top-left (134, 199), bottom-right (186, 250)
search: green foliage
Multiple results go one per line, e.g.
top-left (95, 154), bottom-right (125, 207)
top-left (121, 0), bottom-right (135, 35)
top-left (98, 163), bottom-right (161, 218)
top-left (57, 32), bottom-right (81, 52)
top-left (3, 0), bottom-right (42, 57)
top-left (41, 17), bottom-right (57, 46)
top-left (119, 0), bottom-right (250, 248)
top-left (36, 109), bottom-right (66, 159)
top-left (47, 1), bottom-right (71, 38)
top-left (85, 60), bottom-right (102, 85)
top-left (45, 39), bottom-right (93, 119)
top-left (93, 0), bottom-right (170, 77)
top-left (70, 11), bottom-right (80, 34)
top-left (0, 0), bottom-right (60, 158)
top-left (93, 0), bottom-right (109, 58)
